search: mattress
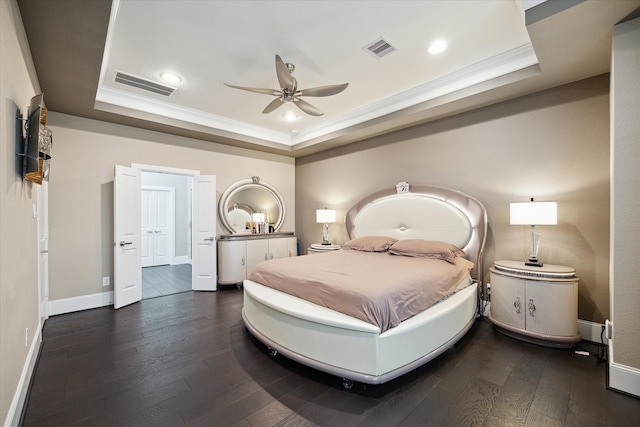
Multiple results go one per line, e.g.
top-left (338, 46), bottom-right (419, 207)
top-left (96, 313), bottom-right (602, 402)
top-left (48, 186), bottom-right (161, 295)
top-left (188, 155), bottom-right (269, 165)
top-left (249, 249), bottom-right (473, 332)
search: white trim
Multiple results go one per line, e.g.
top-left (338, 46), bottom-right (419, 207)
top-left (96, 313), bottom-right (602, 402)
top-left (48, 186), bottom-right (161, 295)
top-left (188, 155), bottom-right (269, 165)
top-left (172, 255), bottom-right (190, 265)
top-left (4, 325), bottom-right (42, 427)
top-left (578, 319), bottom-right (605, 343)
top-left (297, 44), bottom-right (538, 145)
top-left (609, 358), bottom-right (640, 398)
top-left (48, 292), bottom-right (114, 316)
top-left (131, 163), bottom-right (199, 176)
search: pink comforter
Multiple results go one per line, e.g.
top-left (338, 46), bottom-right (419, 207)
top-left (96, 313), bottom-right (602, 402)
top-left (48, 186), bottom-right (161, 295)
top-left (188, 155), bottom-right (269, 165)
top-left (248, 250), bottom-right (474, 332)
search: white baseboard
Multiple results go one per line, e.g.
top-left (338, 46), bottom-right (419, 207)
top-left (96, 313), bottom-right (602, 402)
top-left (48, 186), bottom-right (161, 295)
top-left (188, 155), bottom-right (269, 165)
top-left (480, 301), bottom-right (491, 317)
top-left (609, 358), bottom-right (640, 398)
top-left (172, 256), bottom-right (190, 265)
top-left (48, 291), bottom-right (114, 316)
top-left (4, 324), bottom-right (42, 427)
top-left (578, 319), bottom-right (605, 343)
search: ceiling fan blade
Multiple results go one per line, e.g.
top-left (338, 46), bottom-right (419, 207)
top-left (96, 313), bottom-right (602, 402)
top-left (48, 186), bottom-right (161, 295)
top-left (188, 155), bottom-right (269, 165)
top-left (298, 83), bottom-right (349, 97)
top-left (224, 83), bottom-right (280, 96)
top-left (262, 98), bottom-right (285, 114)
top-left (275, 55), bottom-right (296, 90)
top-left (294, 98), bottom-right (324, 116)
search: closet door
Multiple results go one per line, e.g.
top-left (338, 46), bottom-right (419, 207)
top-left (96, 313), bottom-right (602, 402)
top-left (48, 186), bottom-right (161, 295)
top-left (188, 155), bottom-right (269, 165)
top-left (141, 188), bottom-right (172, 267)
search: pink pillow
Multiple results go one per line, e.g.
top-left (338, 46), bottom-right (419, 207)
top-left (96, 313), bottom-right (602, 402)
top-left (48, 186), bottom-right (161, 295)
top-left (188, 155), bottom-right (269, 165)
top-left (389, 240), bottom-right (464, 263)
top-left (342, 236), bottom-right (398, 252)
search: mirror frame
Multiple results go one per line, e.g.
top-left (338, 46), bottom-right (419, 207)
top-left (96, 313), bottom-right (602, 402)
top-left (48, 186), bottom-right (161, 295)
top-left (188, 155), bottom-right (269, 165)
top-left (218, 176), bottom-right (286, 234)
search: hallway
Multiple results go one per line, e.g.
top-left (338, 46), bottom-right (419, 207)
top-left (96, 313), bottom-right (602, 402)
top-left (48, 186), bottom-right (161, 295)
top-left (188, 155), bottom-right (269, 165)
top-left (142, 264), bottom-right (191, 299)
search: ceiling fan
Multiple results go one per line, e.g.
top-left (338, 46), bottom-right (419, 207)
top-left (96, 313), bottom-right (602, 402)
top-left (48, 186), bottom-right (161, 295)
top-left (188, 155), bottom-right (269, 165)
top-left (224, 55), bottom-right (348, 117)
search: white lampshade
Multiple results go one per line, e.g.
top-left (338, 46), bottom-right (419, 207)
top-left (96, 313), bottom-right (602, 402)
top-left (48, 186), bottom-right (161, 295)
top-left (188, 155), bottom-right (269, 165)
top-left (510, 201), bottom-right (557, 225)
top-left (316, 209), bottom-right (336, 224)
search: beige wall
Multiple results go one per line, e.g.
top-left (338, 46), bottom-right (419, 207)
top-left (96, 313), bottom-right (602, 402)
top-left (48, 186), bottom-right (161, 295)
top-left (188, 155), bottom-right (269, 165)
top-left (610, 16), bottom-right (640, 379)
top-left (0, 0), bottom-right (41, 423)
top-left (46, 113), bottom-right (295, 301)
top-left (296, 75), bottom-right (610, 324)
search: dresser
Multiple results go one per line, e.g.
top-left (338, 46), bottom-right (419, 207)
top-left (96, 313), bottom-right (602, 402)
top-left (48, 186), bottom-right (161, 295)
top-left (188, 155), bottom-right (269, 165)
top-left (488, 260), bottom-right (580, 348)
top-left (217, 232), bottom-right (297, 286)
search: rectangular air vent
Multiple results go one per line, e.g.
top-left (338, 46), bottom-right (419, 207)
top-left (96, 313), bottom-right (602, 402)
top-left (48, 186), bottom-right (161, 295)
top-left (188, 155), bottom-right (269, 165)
top-left (364, 37), bottom-right (397, 58)
top-left (114, 71), bottom-right (175, 96)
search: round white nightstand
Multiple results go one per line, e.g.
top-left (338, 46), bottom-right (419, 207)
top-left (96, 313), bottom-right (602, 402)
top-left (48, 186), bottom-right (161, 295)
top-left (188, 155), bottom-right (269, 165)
top-left (307, 243), bottom-right (341, 255)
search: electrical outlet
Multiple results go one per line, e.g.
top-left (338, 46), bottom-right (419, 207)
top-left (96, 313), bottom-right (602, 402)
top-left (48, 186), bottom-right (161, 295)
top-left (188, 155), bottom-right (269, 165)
top-left (25, 327), bottom-right (29, 347)
top-left (102, 276), bottom-right (110, 287)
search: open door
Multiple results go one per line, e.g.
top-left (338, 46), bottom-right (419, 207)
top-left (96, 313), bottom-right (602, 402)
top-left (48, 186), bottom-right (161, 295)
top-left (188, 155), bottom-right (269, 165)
top-left (192, 175), bottom-right (217, 291)
top-left (37, 181), bottom-right (49, 325)
top-left (114, 165), bottom-right (142, 308)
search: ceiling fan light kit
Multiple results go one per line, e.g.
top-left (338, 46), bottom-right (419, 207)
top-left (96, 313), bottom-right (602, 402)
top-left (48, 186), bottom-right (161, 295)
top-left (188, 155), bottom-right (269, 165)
top-left (224, 55), bottom-right (348, 117)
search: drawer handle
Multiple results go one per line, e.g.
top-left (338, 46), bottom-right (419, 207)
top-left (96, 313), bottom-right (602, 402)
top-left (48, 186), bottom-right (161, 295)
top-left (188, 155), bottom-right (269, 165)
top-left (241, 256), bottom-right (245, 266)
top-left (514, 297), bottom-right (521, 314)
top-left (529, 299), bottom-right (536, 317)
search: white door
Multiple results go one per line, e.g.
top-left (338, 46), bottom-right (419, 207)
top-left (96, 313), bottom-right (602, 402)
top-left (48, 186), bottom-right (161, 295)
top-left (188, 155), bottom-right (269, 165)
top-left (114, 165), bottom-right (142, 309)
top-left (37, 181), bottom-right (49, 325)
top-left (192, 175), bottom-right (217, 291)
top-left (141, 188), bottom-right (172, 267)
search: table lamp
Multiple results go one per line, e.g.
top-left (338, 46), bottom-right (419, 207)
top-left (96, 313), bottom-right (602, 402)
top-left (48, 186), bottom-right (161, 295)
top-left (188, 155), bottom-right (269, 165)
top-left (316, 208), bottom-right (336, 245)
top-left (510, 198), bottom-right (557, 267)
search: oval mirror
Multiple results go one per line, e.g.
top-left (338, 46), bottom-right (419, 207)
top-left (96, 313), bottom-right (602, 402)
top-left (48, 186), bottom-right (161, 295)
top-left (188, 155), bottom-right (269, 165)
top-left (218, 176), bottom-right (286, 234)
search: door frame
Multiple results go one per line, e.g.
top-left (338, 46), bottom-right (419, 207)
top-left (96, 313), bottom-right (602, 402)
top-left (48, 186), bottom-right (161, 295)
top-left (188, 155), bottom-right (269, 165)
top-left (132, 163), bottom-right (201, 291)
top-left (37, 181), bottom-right (49, 326)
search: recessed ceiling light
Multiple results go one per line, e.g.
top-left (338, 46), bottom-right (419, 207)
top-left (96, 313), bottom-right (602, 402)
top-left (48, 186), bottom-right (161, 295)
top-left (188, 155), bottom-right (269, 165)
top-left (160, 72), bottom-right (182, 84)
top-left (283, 111), bottom-right (298, 121)
top-left (428, 40), bottom-right (447, 55)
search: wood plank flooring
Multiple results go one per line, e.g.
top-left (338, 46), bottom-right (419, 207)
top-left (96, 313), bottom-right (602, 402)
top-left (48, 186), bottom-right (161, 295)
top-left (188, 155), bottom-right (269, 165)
top-left (22, 289), bottom-right (640, 426)
top-left (142, 264), bottom-right (192, 299)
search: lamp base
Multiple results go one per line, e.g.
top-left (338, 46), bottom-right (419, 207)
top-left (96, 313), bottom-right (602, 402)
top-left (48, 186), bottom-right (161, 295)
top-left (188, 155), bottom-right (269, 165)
top-left (525, 257), bottom-right (543, 267)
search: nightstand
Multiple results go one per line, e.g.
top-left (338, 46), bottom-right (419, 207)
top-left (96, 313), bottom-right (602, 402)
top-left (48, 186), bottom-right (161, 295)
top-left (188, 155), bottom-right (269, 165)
top-left (488, 260), bottom-right (580, 348)
top-left (307, 243), bottom-right (341, 254)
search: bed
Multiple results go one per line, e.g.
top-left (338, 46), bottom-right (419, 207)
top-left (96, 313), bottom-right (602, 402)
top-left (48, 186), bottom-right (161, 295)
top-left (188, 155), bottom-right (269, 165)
top-left (242, 182), bottom-right (487, 387)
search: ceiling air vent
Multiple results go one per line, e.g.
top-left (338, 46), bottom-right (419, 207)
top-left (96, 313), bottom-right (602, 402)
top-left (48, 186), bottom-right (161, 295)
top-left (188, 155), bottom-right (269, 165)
top-left (364, 37), bottom-right (397, 58)
top-left (114, 71), bottom-right (175, 96)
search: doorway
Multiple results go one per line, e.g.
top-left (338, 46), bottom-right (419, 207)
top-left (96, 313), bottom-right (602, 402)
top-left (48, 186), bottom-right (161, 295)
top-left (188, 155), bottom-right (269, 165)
top-left (140, 171), bottom-right (191, 299)
top-left (114, 164), bottom-right (217, 309)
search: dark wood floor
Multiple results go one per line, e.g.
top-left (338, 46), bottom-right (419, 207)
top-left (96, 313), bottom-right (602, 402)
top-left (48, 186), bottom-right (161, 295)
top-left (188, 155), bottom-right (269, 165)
top-left (142, 264), bottom-right (192, 299)
top-left (22, 290), bottom-right (640, 426)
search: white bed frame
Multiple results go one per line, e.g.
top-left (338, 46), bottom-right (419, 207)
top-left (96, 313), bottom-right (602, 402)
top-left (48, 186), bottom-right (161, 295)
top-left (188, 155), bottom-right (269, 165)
top-left (242, 183), bottom-right (487, 387)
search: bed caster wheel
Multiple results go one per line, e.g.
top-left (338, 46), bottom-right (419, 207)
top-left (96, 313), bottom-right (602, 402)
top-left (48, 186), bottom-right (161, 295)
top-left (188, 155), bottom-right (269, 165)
top-left (267, 348), bottom-right (278, 357)
top-left (342, 378), bottom-right (354, 390)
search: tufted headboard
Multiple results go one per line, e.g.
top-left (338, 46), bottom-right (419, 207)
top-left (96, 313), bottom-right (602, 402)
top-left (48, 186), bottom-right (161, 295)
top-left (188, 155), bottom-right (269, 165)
top-left (345, 183), bottom-right (487, 285)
